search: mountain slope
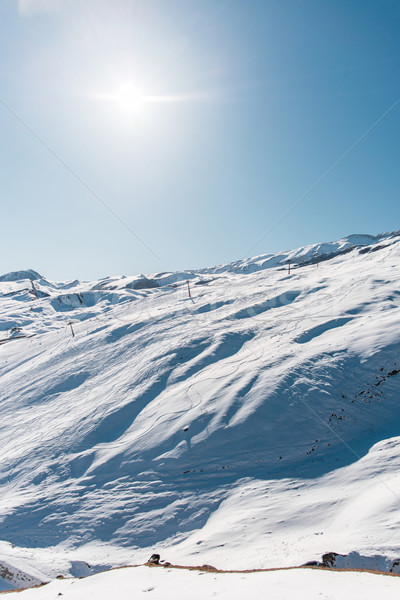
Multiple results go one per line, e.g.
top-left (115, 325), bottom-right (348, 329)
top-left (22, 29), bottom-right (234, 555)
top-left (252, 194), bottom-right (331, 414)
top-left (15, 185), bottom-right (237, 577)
top-left (0, 231), bottom-right (400, 581)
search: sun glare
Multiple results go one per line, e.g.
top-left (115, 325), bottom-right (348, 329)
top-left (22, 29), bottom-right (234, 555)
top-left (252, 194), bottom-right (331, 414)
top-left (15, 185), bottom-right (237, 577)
top-left (85, 79), bottom-right (200, 128)
top-left (114, 82), bottom-right (145, 115)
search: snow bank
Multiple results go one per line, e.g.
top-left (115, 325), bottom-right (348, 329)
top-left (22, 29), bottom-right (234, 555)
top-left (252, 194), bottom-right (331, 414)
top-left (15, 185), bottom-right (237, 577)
top-left (5, 565), bottom-right (400, 600)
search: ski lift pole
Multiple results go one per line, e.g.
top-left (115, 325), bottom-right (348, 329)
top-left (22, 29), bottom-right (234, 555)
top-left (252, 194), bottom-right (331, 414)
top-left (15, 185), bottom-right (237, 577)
top-left (30, 280), bottom-right (39, 299)
top-left (186, 280), bottom-right (192, 299)
top-left (68, 322), bottom-right (75, 338)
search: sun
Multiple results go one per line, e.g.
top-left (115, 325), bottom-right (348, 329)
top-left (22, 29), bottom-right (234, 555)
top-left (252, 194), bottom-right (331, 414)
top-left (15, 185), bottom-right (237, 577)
top-left (84, 82), bottom-right (149, 119)
top-left (113, 82), bottom-right (145, 115)
top-left (85, 79), bottom-right (195, 126)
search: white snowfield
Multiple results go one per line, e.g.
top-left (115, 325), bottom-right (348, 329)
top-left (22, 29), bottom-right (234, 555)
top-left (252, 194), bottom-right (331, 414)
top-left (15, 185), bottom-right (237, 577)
top-left (0, 231), bottom-right (400, 597)
top-left (5, 565), bottom-right (400, 600)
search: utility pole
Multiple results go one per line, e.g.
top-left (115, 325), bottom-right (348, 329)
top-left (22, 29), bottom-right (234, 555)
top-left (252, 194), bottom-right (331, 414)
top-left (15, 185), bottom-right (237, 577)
top-left (30, 281), bottom-right (39, 299)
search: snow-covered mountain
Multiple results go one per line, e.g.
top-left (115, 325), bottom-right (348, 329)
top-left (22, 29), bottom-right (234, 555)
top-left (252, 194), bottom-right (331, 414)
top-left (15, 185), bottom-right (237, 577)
top-left (1, 230), bottom-right (400, 594)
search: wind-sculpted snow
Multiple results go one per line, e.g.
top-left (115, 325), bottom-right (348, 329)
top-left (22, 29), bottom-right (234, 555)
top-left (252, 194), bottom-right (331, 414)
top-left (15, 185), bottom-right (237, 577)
top-left (0, 231), bottom-right (400, 586)
top-left (295, 317), bottom-right (354, 344)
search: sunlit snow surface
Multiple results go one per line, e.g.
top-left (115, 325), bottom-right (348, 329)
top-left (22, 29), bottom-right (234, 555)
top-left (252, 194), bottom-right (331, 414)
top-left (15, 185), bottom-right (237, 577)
top-left (5, 565), bottom-right (400, 600)
top-left (1, 231), bottom-right (400, 591)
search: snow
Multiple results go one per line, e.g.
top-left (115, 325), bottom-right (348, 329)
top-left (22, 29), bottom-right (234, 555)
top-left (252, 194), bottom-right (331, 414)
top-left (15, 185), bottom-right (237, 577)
top-left (4, 565), bottom-right (400, 600)
top-left (0, 229), bottom-right (400, 595)
top-left (0, 269), bottom-right (42, 283)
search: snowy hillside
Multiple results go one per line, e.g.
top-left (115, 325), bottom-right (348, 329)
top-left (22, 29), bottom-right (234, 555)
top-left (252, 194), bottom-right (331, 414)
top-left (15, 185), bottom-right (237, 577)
top-left (4, 564), bottom-right (400, 600)
top-left (1, 231), bottom-right (400, 594)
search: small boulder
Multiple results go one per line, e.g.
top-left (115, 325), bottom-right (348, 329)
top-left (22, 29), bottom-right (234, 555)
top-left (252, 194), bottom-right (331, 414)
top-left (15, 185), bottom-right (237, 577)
top-left (322, 552), bottom-right (340, 568)
top-left (390, 559), bottom-right (400, 573)
top-left (302, 561), bottom-right (322, 567)
top-left (200, 564), bottom-right (218, 572)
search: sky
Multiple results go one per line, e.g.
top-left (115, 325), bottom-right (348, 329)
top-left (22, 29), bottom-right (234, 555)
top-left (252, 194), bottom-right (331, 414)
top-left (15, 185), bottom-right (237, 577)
top-left (0, 0), bottom-right (399, 281)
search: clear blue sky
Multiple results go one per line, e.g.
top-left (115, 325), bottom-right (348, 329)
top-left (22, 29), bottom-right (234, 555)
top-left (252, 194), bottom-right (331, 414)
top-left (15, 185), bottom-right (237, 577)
top-left (1, 0), bottom-right (399, 280)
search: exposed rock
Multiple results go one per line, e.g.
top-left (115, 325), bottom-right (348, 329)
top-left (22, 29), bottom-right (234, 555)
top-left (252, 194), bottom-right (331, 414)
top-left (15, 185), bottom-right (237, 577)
top-left (390, 559), bottom-right (400, 573)
top-left (321, 552), bottom-right (340, 567)
top-left (314, 551), bottom-right (399, 573)
top-left (0, 561), bottom-right (43, 588)
top-left (200, 564), bottom-right (218, 572)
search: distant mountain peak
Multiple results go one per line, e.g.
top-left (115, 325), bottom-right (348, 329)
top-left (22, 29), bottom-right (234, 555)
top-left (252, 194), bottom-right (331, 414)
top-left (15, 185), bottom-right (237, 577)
top-left (0, 269), bottom-right (43, 282)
